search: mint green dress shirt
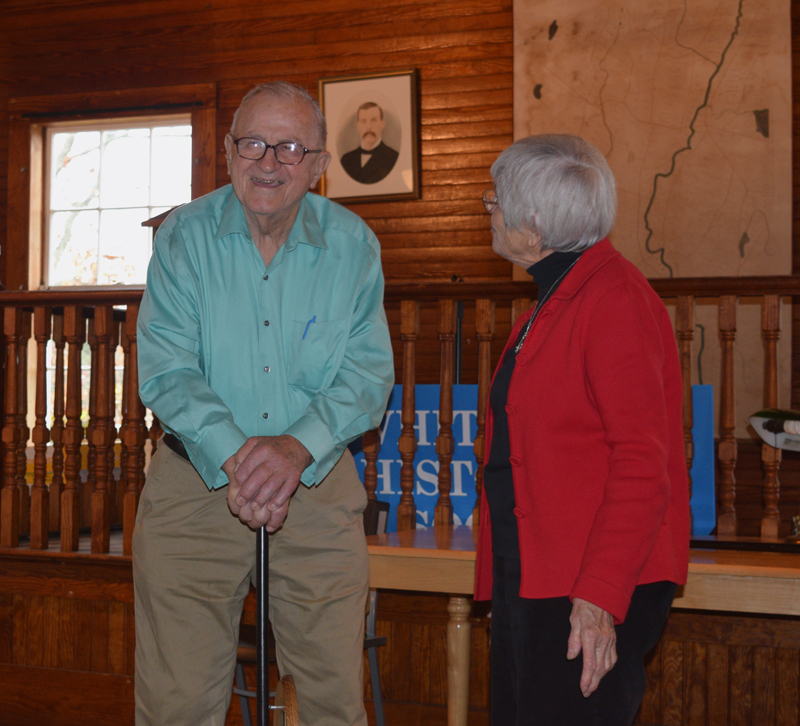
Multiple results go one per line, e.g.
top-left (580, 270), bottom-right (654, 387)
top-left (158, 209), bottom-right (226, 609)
top-left (137, 185), bottom-right (394, 490)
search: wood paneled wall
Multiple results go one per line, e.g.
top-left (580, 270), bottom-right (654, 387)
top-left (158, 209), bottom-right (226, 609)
top-left (639, 611), bottom-right (800, 726)
top-left (8, 551), bottom-right (800, 726)
top-left (0, 0), bottom-right (513, 291)
top-left (0, 553), bottom-right (135, 725)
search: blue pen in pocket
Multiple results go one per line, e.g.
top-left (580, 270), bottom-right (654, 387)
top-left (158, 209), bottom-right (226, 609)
top-left (302, 315), bottom-right (316, 340)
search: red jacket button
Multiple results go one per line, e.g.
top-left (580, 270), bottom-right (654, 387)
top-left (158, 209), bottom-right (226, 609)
top-left (509, 456), bottom-right (521, 467)
top-left (513, 508), bottom-right (525, 518)
top-left (516, 354), bottom-right (528, 365)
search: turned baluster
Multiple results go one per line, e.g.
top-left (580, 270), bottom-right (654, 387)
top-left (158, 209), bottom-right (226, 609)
top-left (512, 297), bottom-right (532, 325)
top-left (16, 312), bottom-right (31, 538)
top-left (30, 307), bottom-right (52, 549)
top-left (84, 317), bottom-right (98, 526)
top-left (473, 299), bottom-right (495, 527)
top-left (108, 319), bottom-right (120, 522)
top-left (0, 308), bottom-right (24, 547)
top-left (362, 428), bottom-right (380, 501)
top-left (435, 299), bottom-right (456, 527)
top-left (147, 414), bottom-right (162, 475)
top-left (148, 414), bottom-right (162, 451)
top-left (118, 318), bottom-right (130, 525)
top-left (676, 296), bottom-right (695, 505)
top-left (397, 300), bottom-right (419, 531)
top-left (49, 312), bottom-right (66, 532)
top-left (91, 306), bottom-right (113, 553)
top-left (717, 296), bottom-right (738, 536)
top-left (122, 304), bottom-right (146, 556)
top-left (760, 294), bottom-right (781, 538)
top-left (61, 306), bottom-right (85, 552)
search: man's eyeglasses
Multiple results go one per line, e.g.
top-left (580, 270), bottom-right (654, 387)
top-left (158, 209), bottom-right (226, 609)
top-left (482, 190), bottom-right (499, 213)
top-left (232, 137), bottom-right (322, 165)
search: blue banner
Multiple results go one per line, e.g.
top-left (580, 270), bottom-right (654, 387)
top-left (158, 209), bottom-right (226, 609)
top-left (689, 384), bottom-right (715, 536)
top-left (354, 382), bottom-right (711, 534)
top-left (351, 384), bottom-right (479, 532)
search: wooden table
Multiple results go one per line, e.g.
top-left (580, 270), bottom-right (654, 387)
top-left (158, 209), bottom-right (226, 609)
top-left (367, 525), bottom-right (800, 726)
top-left (367, 526), bottom-right (477, 726)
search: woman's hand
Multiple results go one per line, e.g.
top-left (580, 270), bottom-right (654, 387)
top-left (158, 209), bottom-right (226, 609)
top-left (567, 597), bottom-right (617, 697)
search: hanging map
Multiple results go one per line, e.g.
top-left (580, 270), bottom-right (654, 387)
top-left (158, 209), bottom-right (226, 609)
top-left (513, 0), bottom-right (792, 279)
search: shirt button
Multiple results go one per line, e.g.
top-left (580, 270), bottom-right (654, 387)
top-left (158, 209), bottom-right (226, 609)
top-left (263, 274), bottom-right (269, 281)
top-left (263, 413), bottom-right (269, 419)
top-left (263, 320), bottom-right (270, 326)
top-left (264, 366), bottom-right (270, 372)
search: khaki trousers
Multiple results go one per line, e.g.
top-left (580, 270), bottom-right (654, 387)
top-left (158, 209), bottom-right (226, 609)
top-left (133, 445), bottom-right (369, 726)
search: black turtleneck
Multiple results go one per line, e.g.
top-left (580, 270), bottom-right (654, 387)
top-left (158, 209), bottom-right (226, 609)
top-left (484, 249), bottom-right (583, 558)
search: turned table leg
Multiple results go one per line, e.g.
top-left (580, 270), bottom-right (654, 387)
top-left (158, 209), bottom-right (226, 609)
top-left (447, 595), bottom-right (472, 726)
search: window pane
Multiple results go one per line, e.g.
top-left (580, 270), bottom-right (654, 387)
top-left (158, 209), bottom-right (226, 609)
top-left (98, 208), bottom-right (152, 284)
top-left (50, 131), bottom-right (100, 210)
top-left (49, 209), bottom-right (100, 285)
top-left (46, 118), bottom-right (191, 287)
top-left (151, 126), bottom-right (192, 207)
top-left (100, 129), bottom-right (151, 208)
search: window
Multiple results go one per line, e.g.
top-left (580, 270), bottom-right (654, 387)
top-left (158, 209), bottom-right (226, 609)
top-left (8, 82), bottom-right (216, 291)
top-left (8, 85), bottom-right (216, 438)
top-left (45, 118), bottom-right (192, 287)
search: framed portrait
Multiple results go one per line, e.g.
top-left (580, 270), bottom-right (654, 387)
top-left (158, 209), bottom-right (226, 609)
top-left (318, 70), bottom-right (419, 203)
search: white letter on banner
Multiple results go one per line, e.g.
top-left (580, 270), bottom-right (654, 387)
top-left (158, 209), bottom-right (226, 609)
top-left (453, 410), bottom-right (477, 447)
top-left (450, 460), bottom-right (473, 496)
top-left (415, 459), bottom-right (439, 496)
top-left (379, 410), bottom-right (399, 445)
top-left (376, 459), bottom-right (399, 495)
top-left (417, 510), bottom-right (430, 529)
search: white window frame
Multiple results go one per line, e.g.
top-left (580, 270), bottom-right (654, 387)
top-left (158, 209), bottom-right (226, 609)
top-left (7, 83), bottom-right (217, 293)
top-left (43, 114), bottom-right (193, 289)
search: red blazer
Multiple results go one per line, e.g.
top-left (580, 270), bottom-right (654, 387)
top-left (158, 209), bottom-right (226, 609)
top-left (474, 239), bottom-right (690, 624)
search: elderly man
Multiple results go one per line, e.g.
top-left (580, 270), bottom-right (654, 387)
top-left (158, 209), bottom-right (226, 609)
top-left (133, 81), bottom-right (394, 726)
top-left (340, 102), bottom-right (399, 184)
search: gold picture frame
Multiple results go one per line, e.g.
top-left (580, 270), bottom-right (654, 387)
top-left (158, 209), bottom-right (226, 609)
top-left (318, 70), bottom-right (419, 203)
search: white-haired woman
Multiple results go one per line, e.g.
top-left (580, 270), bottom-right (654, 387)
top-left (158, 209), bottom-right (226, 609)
top-left (473, 135), bottom-right (690, 726)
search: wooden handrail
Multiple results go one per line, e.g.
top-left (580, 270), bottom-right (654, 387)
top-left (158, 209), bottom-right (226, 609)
top-left (0, 288), bottom-right (145, 306)
top-left (383, 276), bottom-right (800, 304)
top-left (1, 274), bottom-right (799, 307)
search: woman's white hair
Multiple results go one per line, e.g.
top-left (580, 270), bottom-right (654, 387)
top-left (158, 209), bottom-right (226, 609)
top-left (231, 81), bottom-right (327, 147)
top-left (491, 134), bottom-right (616, 252)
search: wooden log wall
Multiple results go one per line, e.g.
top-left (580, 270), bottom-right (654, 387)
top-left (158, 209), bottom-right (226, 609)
top-left (0, 0), bottom-right (513, 293)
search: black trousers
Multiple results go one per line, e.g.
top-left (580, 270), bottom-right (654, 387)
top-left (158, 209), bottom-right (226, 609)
top-left (490, 555), bottom-right (675, 726)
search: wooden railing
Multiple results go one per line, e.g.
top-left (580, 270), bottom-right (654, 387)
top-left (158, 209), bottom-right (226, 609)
top-left (0, 288), bottom-right (148, 556)
top-left (0, 277), bottom-right (798, 556)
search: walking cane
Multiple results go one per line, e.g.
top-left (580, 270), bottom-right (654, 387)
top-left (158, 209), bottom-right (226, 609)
top-left (256, 526), bottom-right (299, 726)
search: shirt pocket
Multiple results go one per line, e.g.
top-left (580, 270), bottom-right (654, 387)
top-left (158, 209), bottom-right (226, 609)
top-left (285, 318), bottom-right (348, 391)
